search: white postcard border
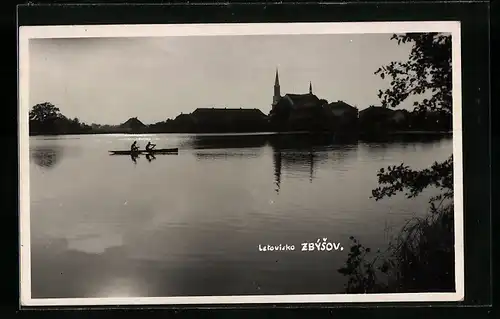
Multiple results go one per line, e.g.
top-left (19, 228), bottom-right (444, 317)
top-left (18, 21), bottom-right (464, 306)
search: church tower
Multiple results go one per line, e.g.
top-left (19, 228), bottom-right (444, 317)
top-left (309, 81), bottom-right (313, 94)
top-left (273, 68), bottom-right (281, 106)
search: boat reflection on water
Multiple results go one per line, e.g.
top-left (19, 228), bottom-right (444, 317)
top-left (145, 153), bottom-right (156, 162)
top-left (130, 153), bottom-right (138, 164)
top-left (129, 153), bottom-right (157, 164)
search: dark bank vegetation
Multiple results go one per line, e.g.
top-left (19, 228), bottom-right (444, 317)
top-left (28, 102), bottom-right (149, 135)
top-left (338, 157), bottom-right (454, 293)
top-left (338, 32), bottom-right (455, 293)
top-left (28, 103), bottom-right (451, 137)
top-left (29, 102), bottom-right (93, 135)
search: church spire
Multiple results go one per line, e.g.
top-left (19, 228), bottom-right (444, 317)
top-left (273, 67), bottom-right (281, 106)
top-left (309, 81), bottom-right (313, 94)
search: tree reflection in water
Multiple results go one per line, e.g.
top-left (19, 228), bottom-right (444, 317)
top-left (30, 146), bottom-right (63, 168)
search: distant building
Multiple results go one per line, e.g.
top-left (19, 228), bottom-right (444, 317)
top-left (173, 113), bottom-right (197, 129)
top-left (281, 91), bottom-right (322, 109)
top-left (359, 106), bottom-right (404, 135)
top-left (269, 68), bottom-right (325, 130)
top-left (182, 107), bottom-right (269, 133)
top-left (359, 105), bottom-right (394, 119)
top-left (391, 109), bottom-right (409, 123)
top-left (191, 107), bottom-right (267, 123)
top-left (326, 100), bottom-right (358, 118)
top-left (359, 106), bottom-right (412, 130)
top-left (119, 117), bottom-right (146, 132)
top-left (271, 68), bottom-right (321, 109)
top-left (324, 100), bottom-right (359, 135)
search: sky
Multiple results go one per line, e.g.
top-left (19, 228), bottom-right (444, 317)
top-left (29, 34), bottom-right (415, 125)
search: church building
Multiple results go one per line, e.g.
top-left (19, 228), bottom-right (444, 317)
top-left (269, 68), bottom-right (327, 131)
top-left (271, 68), bottom-right (321, 109)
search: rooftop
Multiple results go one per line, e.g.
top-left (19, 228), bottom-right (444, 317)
top-left (359, 105), bottom-right (396, 116)
top-left (282, 93), bottom-right (321, 107)
top-left (193, 107), bottom-right (266, 115)
top-left (119, 117), bottom-right (146, 128)
top-left (327, 100), bottom-right (357, 110)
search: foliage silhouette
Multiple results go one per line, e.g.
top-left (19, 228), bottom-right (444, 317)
top-left (29, 102), bottom-right (92, 135)
top-left (371, 155), bottom-right (453, 203)
top-left (374, 33), bottom-right (452, 114)
top-left (338, 200), bottom-right (454, 293)
top-left (337, 236), bottom-right (388, 293)
top-left (29, 102), bottom-right (61, 122)
top-left (338, 32), bottom-right (454, 293)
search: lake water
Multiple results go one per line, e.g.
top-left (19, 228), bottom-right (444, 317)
top-left (28, 133), bottom-right (453, 298)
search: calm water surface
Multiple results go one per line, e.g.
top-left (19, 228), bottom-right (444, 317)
top-left (29, 133), bottom-right (453, 298)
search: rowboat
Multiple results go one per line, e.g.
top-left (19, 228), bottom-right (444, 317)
top-left (109, 148), bottom-right (179, 155)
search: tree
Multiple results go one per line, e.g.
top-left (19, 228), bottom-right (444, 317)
top-left (375, 33), bottom-right (452, 114)
top-left (338, 33), bottom-right (454, 293)
top-left (372, 32), bottom-right (453, 202)
top-left (29, 102), bottom-right (64, 134)
top-left (371, 155), bottom-right (453, 204)
top-left (29, 102), bottom-right (62, 123)
top-left (28, 102), bottom-right (91, 135)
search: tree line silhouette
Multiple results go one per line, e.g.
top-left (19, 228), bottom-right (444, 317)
top-left (29, 102), bottom-right (92, 135)
top-left (28, 102), bottom-right (451, 137)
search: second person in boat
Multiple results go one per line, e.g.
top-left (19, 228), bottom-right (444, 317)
top-left (145, 141), bottom-right (156, 152)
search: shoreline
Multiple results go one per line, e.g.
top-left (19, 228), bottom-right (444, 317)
top-left (28, 130), bottom-right (453, 138)
top-left (389, 130), bottom-right (453, 135)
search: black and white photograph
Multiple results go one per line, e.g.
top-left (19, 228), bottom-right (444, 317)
top-left (19, 22), bottom-right (464, 306)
